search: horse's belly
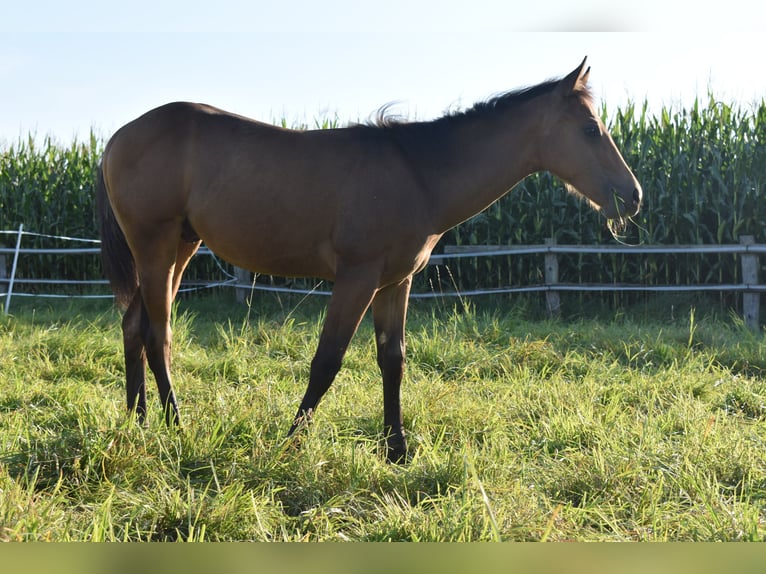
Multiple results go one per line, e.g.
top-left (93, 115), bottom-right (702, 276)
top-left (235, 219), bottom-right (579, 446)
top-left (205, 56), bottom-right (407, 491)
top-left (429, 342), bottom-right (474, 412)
top-left (200, 232), bottom-right (337, 280)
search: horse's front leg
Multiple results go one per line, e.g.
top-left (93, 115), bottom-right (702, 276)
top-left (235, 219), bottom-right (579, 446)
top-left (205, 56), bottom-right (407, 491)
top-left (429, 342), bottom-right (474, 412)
top-left (372, 276), bottom-right (412, 463)
top-left (287, 264), bottom-right (380, 438)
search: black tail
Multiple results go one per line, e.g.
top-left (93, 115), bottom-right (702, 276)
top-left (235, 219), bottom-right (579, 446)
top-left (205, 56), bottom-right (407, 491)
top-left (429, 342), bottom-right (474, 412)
top-left (96, 163), bottom-right (138, 309)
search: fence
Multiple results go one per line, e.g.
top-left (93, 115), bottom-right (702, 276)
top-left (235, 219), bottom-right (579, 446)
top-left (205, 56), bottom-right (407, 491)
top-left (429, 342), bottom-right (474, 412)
top-left (1, 226), bottom-right (765, 329)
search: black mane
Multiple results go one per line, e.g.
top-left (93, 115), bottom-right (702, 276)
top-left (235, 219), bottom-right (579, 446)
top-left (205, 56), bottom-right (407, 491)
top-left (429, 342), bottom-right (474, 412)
top-left (352, 75), bottom-right (591, 153)
top-left (349, 75), bottom-right (591, 162)
top-left (445, 79), bottom-right (562, 122)
top-left (368, 75), bottom-right (593, 131)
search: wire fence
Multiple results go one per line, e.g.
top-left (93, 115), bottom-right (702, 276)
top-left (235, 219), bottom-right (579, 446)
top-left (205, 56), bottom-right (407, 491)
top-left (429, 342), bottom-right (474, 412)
top-left (1, 226), bottom-right (764, 328)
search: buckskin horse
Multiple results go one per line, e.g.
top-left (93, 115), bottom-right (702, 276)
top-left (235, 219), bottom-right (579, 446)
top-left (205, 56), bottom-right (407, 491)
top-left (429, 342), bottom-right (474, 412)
top-left (97, 58), bottom-right (641, 463)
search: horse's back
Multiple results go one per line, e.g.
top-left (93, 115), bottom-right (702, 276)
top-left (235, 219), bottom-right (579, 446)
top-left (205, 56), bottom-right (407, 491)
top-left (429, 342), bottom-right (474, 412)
top-left (102, 102), bottom-right (276, 217)
top-left (103, 102), bottom-right (271, 172)
top-left (100, 101), bottom-right (429, 281)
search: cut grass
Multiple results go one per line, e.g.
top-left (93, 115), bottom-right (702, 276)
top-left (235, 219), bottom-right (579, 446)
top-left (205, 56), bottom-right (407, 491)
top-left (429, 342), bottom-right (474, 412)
top-left (1, 295), bottom-right (765, 541)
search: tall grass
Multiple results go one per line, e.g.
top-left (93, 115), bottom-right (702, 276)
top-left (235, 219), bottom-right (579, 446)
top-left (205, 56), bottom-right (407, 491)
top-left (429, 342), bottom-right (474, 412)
top-left (1, 295), bottom-right (765, 541)
top-left (606, 97), bottom-right (766, 291)
top-left (0, 133), bottom-right (102, 283)
top-left (0, 133), bottom-right (101, 238)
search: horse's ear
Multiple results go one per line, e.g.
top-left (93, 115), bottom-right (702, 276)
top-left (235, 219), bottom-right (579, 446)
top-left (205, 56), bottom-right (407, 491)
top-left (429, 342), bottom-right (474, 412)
top-left (558, 57), bottom-right (589, 96)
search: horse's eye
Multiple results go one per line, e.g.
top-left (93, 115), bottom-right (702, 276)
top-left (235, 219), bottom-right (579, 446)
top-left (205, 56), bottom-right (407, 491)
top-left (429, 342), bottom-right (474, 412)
top-left (584, 123), bottom-right (601, 138)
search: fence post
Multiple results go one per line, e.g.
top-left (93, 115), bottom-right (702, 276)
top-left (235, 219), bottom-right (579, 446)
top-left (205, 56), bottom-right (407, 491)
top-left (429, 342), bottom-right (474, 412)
top-left (544, 237), bottom-right (560, 317)
top-left (4, 224), bottom-right (23, 315)
top-left (234, 266), bottom-right (251, 304)
top-left (0, 252), bottom-right (6, 312)
top-left (740, 235), bottom-right (760, 331)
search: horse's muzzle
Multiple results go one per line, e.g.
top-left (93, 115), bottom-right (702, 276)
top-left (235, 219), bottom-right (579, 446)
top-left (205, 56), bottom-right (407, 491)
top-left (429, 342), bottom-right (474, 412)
top-left (628, 185), bottom-right (643, 217)
top-left (608, 183), bottom-right (642, 219)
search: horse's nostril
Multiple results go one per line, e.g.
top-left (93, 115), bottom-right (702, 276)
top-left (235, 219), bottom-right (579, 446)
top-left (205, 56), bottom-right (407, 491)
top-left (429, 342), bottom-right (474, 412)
top-left (633, 187), bottom-right (641, 206)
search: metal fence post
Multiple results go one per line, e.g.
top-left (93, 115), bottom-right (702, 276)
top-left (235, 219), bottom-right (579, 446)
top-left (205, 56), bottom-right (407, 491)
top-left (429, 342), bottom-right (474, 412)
top-left (4, 224), bottom-right (24, 315)
top-left (740, 235), bottom-right (760, 331)
top-left (544, 237), bottom-right (560, 317)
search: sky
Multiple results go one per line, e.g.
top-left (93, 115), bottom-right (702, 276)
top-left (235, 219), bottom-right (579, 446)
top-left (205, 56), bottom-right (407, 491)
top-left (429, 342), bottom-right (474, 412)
top-left (2, 0), bottom-right (766, 144)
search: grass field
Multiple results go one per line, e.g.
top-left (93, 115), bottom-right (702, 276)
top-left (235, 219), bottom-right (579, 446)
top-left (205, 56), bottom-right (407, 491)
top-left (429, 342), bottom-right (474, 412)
top-left (1, 293), bottom-right (765, 541)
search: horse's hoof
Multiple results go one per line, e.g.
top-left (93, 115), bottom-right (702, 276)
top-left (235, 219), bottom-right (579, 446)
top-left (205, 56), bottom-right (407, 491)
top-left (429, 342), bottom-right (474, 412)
top-left (385, 439), bottom-right (408, 465)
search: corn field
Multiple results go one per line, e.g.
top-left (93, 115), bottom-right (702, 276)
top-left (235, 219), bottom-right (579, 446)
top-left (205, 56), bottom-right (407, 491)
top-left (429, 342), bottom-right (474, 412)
top-left (0, 132), bottom-right (102, 284)
top-left (1, 96), bottom-right (765, 303)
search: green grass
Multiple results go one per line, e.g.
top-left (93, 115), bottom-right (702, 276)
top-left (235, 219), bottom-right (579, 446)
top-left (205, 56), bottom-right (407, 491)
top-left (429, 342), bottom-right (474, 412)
top-left (1, 294), bottom-right (765, 541)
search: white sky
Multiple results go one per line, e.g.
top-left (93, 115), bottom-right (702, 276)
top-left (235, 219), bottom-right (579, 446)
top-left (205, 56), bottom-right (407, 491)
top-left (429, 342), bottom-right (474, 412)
top-left (2, 0), bottom-right (765, 144)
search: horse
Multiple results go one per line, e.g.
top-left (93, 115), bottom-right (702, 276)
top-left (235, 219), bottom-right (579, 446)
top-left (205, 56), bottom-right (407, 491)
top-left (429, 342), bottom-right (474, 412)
top-left (96, 57), bottom-right (641, 463)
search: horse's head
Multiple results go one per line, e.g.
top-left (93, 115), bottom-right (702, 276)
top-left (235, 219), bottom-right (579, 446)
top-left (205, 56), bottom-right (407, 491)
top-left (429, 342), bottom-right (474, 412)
top-left (539, 58), bottom-right (642, 221)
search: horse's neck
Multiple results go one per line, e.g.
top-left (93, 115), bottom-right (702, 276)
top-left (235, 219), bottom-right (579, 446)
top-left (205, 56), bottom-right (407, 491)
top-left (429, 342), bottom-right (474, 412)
top-left (421, 108), bottom-right (542, 234)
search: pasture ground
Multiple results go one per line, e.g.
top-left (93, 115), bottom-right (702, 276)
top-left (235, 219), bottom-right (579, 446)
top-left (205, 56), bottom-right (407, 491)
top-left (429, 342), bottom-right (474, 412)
top-left (1, 293), bottom-right (765, 541)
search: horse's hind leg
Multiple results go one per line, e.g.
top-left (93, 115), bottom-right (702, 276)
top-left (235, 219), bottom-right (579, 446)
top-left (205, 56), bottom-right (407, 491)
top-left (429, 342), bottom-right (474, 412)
top-left (139, 269), bottom-right (179, 425)
top-left (130, 227), bottom-right (198, 426)
top-left (153, 237), bottom-right (201, 423)
top-left (123, 290), bottom-right (148, 422)
top-left (171, 239), bottom-right (201, 299)
top-left (126, 235), bottom-right (200, 426)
